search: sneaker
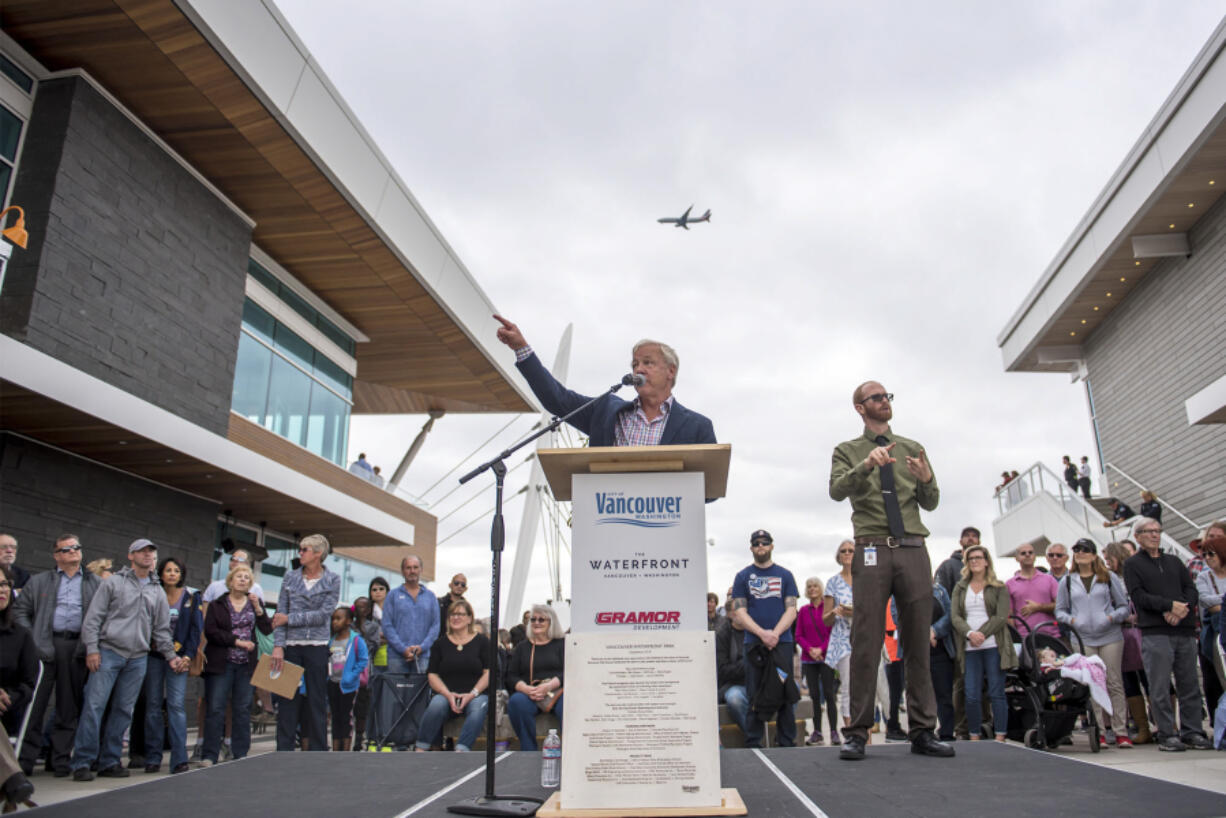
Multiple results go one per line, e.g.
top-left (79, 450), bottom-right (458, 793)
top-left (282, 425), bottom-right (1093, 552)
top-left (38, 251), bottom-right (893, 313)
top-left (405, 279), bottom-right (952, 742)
top-left (126, 756), bottom-right (145, 769)
top-left (189, 743), bottom-right (203, 762)
top-left (1183, 734), bottom-right (1213, 750)
top-left (97, 765), bottom-right (130, 778)
top-left (72, 768), bottom-right (95, 782)
top-left (805, 730), bottom-right (823, 746)
top-left (829, 733), bottom-right (841, 746)
top-left (1098, 734), bottom-right (1108, 748)
top-left (1115, 736), bottom-right (1134, 748)
top-left (1157, 736), bottom-right (1186, 752)
top-left (144, 763), bottom-right (160, 773)
top-left (171, 763), bottom-right (191, 774)
top-left (220, 742), bottom-right (233, 761)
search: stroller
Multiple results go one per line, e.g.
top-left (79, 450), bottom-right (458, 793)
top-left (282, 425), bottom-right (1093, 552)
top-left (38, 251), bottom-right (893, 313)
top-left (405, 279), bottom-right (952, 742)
top-left (1004, 618), bottom-right (1102, 752)
top-left (365, 659), bottom-right (431, 751)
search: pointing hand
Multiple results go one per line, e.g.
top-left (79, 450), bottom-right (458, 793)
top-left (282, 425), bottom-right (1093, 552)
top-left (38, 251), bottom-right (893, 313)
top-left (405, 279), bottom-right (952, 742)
top-left (493, 315), bottom-right (527, 350)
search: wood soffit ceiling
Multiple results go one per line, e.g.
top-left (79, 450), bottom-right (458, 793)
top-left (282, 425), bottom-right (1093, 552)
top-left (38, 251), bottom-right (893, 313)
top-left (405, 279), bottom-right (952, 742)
top-left (1, 383), bottom-right (437, 550)
top-left (1024, 116), bottom-right (1226, 371)
top-left (0, 0), bottom-right (531, 415)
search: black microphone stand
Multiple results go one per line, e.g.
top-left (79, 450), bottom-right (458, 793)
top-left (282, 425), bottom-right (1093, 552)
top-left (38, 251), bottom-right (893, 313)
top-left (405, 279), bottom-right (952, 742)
top-left (447, 377), bottom-right (632, 816)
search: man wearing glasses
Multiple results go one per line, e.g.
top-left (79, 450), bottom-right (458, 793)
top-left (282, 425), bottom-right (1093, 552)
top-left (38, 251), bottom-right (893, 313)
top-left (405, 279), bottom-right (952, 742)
top-left (439, 574), bottom-right (468, 622)
top-left (830, 382), bottom-right (952, 760)
top-left (1044, 543), bottom-right (1070, 581)
top-left (13, 534), bottom-right (101, 777)
top-left (1006, 544), bottom-right (1058, 636)
top-left (1122, 518), bottom-right (1212, 751)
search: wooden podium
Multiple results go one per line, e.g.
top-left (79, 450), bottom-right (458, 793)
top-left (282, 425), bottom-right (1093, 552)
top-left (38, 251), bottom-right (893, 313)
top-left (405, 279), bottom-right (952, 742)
top-left (535, 445), bottom-right (744, 817)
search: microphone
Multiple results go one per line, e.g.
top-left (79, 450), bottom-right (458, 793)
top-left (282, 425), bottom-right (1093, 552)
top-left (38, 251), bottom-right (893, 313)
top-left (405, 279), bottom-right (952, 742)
top-left (621, 373), bottom-right (646, 387)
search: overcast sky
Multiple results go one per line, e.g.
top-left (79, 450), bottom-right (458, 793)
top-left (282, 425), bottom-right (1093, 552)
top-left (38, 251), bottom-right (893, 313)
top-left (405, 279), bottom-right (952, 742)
top-left (275, 1), bottom-right (1223, 621)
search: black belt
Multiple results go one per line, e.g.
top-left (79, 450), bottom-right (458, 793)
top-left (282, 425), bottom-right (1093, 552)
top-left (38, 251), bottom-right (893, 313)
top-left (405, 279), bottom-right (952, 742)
top-left (854, 535), bottom-right (925, 548)
top-left (52, 630), bottom-right (80, 639)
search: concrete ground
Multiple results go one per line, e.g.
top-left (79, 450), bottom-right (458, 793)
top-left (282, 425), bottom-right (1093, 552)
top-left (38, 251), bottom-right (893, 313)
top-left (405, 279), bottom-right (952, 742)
top-left (15, 728), bottom-right (1225, 810)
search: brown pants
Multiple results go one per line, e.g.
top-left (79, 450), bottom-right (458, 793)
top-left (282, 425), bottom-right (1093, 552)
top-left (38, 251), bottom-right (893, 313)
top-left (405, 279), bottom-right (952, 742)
top-left (846, 542), bottom-right (937, 742)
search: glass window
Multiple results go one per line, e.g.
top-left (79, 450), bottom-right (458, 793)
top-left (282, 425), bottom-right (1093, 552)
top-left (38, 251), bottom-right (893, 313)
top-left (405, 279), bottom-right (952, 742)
top-left (266, 355), bottom-right (312, 446)
top-left (241, 298), bottom-right (275, 345)
top-left (273, 321), bottom-right (315, 371)
top-left (316, 315), bottom-right (356, 357)
top-left (277, 282), bottom-right (317, 327)
top-left (231, 332), bottom-right (272, 423)
top-left (0, 106), bottom-right (20, 161)
top-left (246, 257), bottom-right (280, 294)
top-left (0, 55), bottom-right (33, 94)
top-left (307, 381), bottom-right (350, 465)
top-left (313, 352), bottom-right (353, 398)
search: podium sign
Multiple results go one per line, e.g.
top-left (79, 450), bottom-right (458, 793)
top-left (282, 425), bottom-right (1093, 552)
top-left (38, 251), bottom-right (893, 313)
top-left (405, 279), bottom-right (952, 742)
top-left (570, 472), bottom-right (706, 634)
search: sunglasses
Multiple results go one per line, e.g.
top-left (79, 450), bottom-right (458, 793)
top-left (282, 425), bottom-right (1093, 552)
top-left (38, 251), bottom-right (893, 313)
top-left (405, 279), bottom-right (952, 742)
top-left (297, 547), bottom-right (312, 553)
top-left (838, 549), bottom-right (855, 555)
top-left (1047, 552), bottom-right (1067, 558)
top-left (1072, 545), bottom-right (1096, 554)
top-left (55, 544), bottom-right (82, 554)
top-left (452, 581), bottom-right (466, 587)
top-left (1016, 551), bottom-right (1034, 556)
top-left (529, 617), bottom-right (550, 623)
top-left (862, 392), bottom-right (893, 404)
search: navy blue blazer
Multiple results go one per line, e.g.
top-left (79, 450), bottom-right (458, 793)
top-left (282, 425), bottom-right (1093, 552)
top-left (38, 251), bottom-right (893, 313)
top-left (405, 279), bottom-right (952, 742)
top-left (516, 352), bottom-right (716, 447)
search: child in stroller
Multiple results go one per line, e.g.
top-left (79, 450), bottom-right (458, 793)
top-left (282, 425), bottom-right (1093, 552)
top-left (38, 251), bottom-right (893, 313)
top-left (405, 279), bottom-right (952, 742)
top-left (1005, 619), bottom-right (1104, 752)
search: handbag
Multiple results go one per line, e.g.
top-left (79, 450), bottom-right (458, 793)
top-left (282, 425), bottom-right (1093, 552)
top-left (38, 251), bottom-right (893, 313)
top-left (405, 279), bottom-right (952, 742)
top-left (529, 643), bottom-right (563, 713)
top-left (1121, 602), bottom-right (1144, 672)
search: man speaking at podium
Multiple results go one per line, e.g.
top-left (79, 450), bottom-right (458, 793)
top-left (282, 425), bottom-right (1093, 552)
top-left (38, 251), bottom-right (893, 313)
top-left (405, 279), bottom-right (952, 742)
top-left (494, 315), bottom-right (716, 446)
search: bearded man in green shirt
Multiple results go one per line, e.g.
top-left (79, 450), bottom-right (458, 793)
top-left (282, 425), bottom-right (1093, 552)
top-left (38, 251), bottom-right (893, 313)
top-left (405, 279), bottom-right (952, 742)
top-left (829, 381), bottom-right (954, 761)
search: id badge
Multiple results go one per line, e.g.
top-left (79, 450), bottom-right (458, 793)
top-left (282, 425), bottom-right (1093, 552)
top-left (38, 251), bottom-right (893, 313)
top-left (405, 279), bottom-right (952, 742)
top-left (863, 546), bottom-right (877, 567)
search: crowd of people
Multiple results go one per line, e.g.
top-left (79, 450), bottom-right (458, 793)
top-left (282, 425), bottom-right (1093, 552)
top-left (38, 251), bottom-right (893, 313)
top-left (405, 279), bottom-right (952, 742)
top-left (2, 512), bottom-right (1224, 809)
top-left (709, 519), bottom-right (1226, 760)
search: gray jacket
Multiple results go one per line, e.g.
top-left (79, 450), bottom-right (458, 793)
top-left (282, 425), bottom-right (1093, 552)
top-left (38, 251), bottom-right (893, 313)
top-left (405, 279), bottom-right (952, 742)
top-left (1054, 572), bottom-right (1130, 647)
top-left (81, 567), bottom-right (177, 662)
top-left (13, 568), bottom-right (102, 662)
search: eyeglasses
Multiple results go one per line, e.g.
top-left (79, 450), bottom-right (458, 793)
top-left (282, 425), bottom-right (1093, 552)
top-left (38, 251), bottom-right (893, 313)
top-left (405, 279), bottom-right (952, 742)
top-left (0, 544), bottom-right (16, 552)
top-left (297, 547), bottom-right (312, 553)
top-left (1016, 551), bottom-right (1034, 557)
top-left (862, 393), bottom-right (893, 404)
top-left (529, 617), bottom-right (550, 623)
top-left (1072, 545), bottom-right (1096, 554)
top-left (54, 544), bottom-right (82, 554)
top-left (449, 611), bottom-right (470, 618)
top-left (966, 555), bottom-right (987, 562)
top-left (452, 581), bottom-right (466, 587)
top-left (1135, 528), bottom-right (1162, 535)
top-left (231, 556), bottom-right (248, 563)
top-left (0, 580), bottom-right (11, 590)
top-left (838, 549), bottom-right (854, 555)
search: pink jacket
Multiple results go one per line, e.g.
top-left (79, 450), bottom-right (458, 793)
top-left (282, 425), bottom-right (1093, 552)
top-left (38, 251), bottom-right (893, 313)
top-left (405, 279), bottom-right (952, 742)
top-left (796, 602), bottom-right (833, 664)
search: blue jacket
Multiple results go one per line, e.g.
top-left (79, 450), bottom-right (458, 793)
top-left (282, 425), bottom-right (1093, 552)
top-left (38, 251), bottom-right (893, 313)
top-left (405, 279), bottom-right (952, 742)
top-left (165, 589), bottom-right (203, 659)
top-left (516, 352), bottom-right (716, 447)
top-left (930, 583), bottom-right (956, 659)
top-left (335, 629), bottom-right (369, 694)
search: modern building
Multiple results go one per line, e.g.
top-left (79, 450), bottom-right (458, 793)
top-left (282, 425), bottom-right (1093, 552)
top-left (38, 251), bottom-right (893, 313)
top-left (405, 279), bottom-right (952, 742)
top-left (0, 1), bottom-right (536, 591)
top-left (996, 18), bottom-right (1226, 549)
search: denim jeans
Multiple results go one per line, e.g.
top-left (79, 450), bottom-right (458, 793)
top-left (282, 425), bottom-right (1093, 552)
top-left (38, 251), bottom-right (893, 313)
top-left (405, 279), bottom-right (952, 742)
top-left (205, 662), bottom-right (254, 761)
top-left (415, 691), bottom-right (489, 751)
top-left (144, 656), bottom-right (188, 768)
top-left (71, 649), bottom-right (148, 771)
top-left (929, 648), bottom-right (955, 740)
top-left (720, 684), bottom-right (750, 735)
top-left (507, 691), bottom-right (562, 751)
top-left (963, 647), bottom-right (1006, 738)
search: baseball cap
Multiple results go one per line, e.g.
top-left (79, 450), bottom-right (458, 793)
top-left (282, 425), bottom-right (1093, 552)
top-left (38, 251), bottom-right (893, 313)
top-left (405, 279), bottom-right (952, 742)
top-left (128, 538), bottom-right (157, 553)
top-left (750, 529), bottom-right (773, 545)
top-left (1072, 538), bottom-right (1097, 554)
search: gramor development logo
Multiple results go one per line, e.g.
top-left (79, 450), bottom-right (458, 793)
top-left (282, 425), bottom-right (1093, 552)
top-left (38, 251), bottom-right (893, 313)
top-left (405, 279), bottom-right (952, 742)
top-left (594, 491), bottom-right (682, 528)
top-left (595, 610), bottom-right (681, 630)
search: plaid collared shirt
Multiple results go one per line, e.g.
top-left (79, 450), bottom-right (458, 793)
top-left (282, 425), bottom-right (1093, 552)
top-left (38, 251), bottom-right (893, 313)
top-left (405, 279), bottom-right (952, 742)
top-left (614, 396), bottom-right (673, 446)
top-left (515, 345), bottom-right (672, 445)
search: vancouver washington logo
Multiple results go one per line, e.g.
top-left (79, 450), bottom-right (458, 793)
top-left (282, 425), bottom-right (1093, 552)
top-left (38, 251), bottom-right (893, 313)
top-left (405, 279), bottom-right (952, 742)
top-left (593, 491), bottom-right (682, 528)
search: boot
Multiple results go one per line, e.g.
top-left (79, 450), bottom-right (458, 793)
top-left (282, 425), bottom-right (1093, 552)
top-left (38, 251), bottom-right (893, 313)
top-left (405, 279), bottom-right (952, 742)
top-left (1128, 696), bottom-right (1151, 745)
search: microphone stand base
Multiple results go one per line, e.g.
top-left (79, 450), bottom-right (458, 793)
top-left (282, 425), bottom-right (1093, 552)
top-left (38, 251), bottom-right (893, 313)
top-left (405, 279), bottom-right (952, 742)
top-left (447, 794), bottom-right (544, 816)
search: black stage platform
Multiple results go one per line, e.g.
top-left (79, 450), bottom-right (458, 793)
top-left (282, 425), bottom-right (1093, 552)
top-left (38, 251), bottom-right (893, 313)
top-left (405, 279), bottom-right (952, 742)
top-left (33, 744), bottom-right (1226, 818)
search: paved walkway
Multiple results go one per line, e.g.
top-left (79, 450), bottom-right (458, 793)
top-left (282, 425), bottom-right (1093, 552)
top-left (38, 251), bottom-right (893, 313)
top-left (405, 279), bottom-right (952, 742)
top-left (16, 730), bottom-right (1225, 810)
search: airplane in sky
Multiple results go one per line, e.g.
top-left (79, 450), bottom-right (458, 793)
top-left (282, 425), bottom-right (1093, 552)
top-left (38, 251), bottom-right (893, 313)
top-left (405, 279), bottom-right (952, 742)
top-left (657, 205), bottom-right (711, 230)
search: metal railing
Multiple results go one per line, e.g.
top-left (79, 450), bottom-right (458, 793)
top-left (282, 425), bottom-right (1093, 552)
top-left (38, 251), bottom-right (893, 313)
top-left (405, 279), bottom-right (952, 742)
top-left (994, 461), bottom-right (1194, 561)
top-left (1102, 462), bottom-right (1204, 532)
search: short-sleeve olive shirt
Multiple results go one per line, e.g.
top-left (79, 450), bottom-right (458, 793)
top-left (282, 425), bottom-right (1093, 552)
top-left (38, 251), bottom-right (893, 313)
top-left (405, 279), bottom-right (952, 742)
top-left (829, 426), bottom-right (940, 538)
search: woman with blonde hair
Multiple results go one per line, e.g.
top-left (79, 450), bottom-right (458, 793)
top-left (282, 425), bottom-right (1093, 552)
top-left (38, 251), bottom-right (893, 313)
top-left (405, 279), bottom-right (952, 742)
top-left (951, 545), bottom-right (1017, 741)
top-left (1055, 539), bottom-right (1131, 747)
top-left (798, 576), bottom-right (838, 745)
top-left (416, 599), bottom-right (489, 752)
top-left (505, 604), bottom-right (564, 750)
top-left (823, 540), bottom-right (855, 739)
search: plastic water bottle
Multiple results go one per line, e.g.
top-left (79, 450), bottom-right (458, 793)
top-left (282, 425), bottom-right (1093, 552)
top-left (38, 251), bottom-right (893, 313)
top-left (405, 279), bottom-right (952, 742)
top-left (540, 729), bottom-right (561, 788)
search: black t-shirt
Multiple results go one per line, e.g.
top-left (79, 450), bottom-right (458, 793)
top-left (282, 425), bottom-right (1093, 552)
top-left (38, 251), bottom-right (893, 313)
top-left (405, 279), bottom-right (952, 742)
top-left (426, 633), bottom-right (490, 693)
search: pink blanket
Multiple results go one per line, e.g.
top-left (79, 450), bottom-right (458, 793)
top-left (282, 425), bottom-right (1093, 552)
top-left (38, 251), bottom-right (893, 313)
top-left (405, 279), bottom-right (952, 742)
top-left (1059, 653), bottom-right (1112, 714)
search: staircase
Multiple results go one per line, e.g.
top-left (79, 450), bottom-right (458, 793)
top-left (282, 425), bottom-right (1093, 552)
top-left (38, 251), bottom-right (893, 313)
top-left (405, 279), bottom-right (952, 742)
top-left (990, 462), bottom-right (1194, 563)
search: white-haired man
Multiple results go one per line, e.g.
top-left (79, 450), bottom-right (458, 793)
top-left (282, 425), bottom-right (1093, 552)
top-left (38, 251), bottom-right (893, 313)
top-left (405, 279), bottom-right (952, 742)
top-left (493, 315), bottom-right (715, 446)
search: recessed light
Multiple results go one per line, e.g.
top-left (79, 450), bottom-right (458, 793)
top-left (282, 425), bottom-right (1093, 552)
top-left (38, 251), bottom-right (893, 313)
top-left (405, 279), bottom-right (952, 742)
top-left (1188, 203), bottom-right (1195, 208)
top-left (1070, 332), bottom-right (1076, 337)
top-left (1169, 224), bottom-right (1176, 229)
top-left (1135, 261), bottom-right (1141, 266)
top-left (1210, 180), bottom-right (1216, 185)
top-left (118, 440), bottom-right (128, 445)
top-left (1120, 277), bottom-right (1126, 282)
top-left (1093, 306), bottom-right (1100, 311)
top-left (165, 458), bottom-right (172, 463)
top-left (1081, 319), bottom-right (1087, 324)
top-left (1106, 292), bottom-right (1112, 297)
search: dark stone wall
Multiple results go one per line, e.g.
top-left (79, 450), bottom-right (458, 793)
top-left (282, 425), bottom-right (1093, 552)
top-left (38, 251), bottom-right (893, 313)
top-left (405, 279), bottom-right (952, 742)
top-left (0, 433), bottom-right (217, 588)
top-left (0, 76), bottom-right (251, 435)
